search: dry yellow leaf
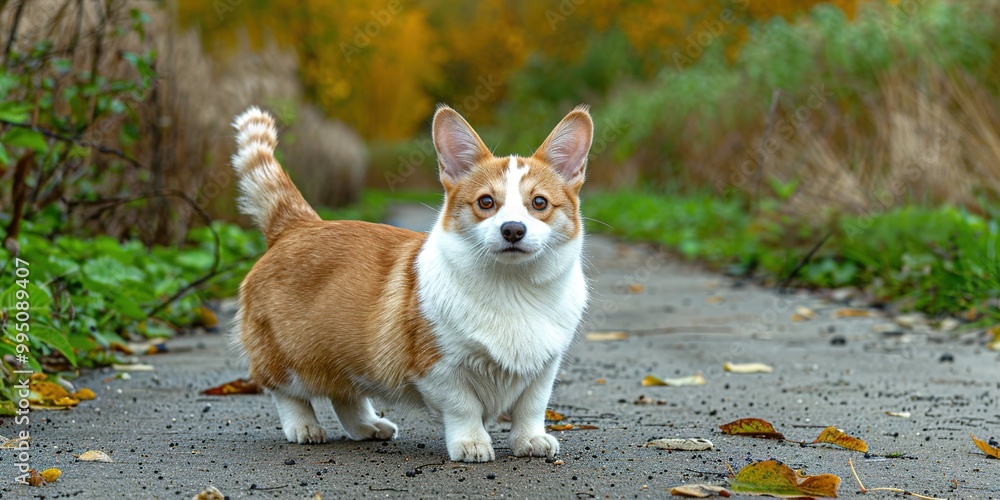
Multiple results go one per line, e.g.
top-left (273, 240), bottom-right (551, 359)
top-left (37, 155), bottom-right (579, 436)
top-left (729, 460), bottom-right (840, 498)
top-left (670, 483), bottom-right (730, 497)
top-left (813, 426), bottom-right (869, 452)
top-left (885, 411), bottom-right (910, 418)
top-left (988, 325), bottom-right (1000, 351)
top-left (971, 433), bottom-right (1000, 458)
top-left (39, 468), bottom-right (61, 483)
top-left (834, 308), bottom-right (875, 318)
top-left (112, 363), bottom-right (155, 371)
top-left (544, 409), bottom-right (564, 422)
top-left (76, 450), bottom-right (114, 463)
top-left (584, 331), bottom-right (628, 341)
top-left (73, 388), bottom-right (96, 400)
top-left (594, 378), bottom-right (606, 385)
top-left (1, 434), bottom-right (29, 449)
top-left (647, 438), bottom-right (714, 451)
top-left (642, 373), bottom-right (706, 387)
top-left (724, 362), bottom-right (774, 374)
top-left (705, 295), bottom-right (724, 304)
top-left (192, 485), bottom-right (225, 500)
top-left (627, 283), bottom-right (645, 294)
top-left (719, 418), bottom-right (786, 440)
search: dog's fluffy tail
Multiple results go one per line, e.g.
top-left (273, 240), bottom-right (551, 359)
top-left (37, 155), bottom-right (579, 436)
top-left (231, 107), bottom-right (319, 245)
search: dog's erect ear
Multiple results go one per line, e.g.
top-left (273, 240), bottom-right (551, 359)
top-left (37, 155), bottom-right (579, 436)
top-left (533, 105), bottom-right (593, 187)
top-left (432, 105), bottom-right (491, 185)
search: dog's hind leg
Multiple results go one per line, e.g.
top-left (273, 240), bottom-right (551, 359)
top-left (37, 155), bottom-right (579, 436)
top-left (332, 397), bottom-right (398, 441)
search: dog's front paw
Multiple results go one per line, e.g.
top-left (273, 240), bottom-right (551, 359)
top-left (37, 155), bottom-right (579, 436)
top-left (284, 423), bottom-right (327, 444)
top-left (448, 440), bottom-right (495, 462)
top-left (511, 433), bottom-right (559, 458)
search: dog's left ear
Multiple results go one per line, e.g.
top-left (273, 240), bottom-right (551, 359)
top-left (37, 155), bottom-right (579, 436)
top-left (533, 105), bottom-right (594, 187)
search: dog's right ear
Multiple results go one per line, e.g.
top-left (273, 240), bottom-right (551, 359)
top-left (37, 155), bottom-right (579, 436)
top-left (432, 105), bottom-right (491, 186)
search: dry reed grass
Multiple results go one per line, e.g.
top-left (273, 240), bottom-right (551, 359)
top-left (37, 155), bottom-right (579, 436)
top-left (1, 0), bottom-right (367, 244)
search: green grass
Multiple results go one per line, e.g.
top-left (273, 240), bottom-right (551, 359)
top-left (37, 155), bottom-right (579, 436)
top-left (584, 189), bottom-right (999, 320)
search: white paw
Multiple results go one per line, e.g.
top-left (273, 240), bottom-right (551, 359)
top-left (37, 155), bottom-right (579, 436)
top-left (448, 440), bottom-right (496, 462)
top-left (284, 423), bottom-right (327, 444)
top-left (511, 433), bottom-right (559, 458)
top-left (345, 417), bottom-right (398, 441)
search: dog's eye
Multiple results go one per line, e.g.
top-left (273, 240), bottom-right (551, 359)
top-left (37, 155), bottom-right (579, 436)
top-left (478, 195), bottom-right (495, 210)
top-left (531, 196), bottom-right (548, 211)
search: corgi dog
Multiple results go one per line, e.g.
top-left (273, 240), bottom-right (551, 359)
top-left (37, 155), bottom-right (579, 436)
top-left (230, 104), bottom-right (593, 462)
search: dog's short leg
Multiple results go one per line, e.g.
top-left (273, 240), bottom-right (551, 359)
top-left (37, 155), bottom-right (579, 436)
top-left (442, 404), bottom-right (494, 462)
top-left (332, 398), bottom-right (398, 441)
top-left (273, 392), bottom-right (326, 444)
top-left (509, 361), bottom-right (560, 458)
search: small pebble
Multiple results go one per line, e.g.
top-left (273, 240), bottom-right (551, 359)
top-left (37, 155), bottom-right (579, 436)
top-left (830, 335), bottom-right (847, 346)
top-left (405, 470), bottom-right (417, 477)
top-left (486, 473), bottom-right (496, 480)
top-left (939, 353), bottom-right (954, 363)
top-left (553, 459), bottom-right (564, 465)
top-left (284, 459), bottom-right (295, 465)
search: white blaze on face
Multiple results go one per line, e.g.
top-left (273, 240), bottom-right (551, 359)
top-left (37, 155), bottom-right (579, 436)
top-left (473, 156), bottom-right (552, 256)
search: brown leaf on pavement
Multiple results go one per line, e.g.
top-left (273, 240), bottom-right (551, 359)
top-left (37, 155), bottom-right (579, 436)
top-left (202, 378), bottom-right (262, 396)
top-left (813, 426), bottom-right (868, 452)
top-left (729, 460), bottom-right (840, 498)
top-left (544, 409), bottom-right (564, 422)
top-left (833, 308), bottom-right (875, 318)
top-left (547, 423), bottom-right (598, 431)
top-left (719, 418), bottom-right (786, 440)
top-left (670, 483), bottom-right (731, 497)
top-left (585, 331), bottom-right (628, 341)
top-left (642, 374), bottom-right (706, 386)
top-left (76, 450), bottom-right (113, 462)
top-left (971, 433), bottom-right (1000, 458)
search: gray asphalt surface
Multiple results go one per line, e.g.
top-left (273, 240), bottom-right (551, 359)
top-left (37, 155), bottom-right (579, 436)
top-left (2, 204), bottom-right (998, 499)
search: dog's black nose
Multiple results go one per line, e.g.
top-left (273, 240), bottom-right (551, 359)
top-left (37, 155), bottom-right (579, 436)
top-left (500, 221), bottom-right (526, 243)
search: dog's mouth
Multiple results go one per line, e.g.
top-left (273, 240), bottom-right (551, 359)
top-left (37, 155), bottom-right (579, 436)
top-left (501, 247), bottom-right (527, 253)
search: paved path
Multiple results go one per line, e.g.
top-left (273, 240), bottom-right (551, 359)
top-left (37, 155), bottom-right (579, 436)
top-left (2, 205), bottom-right (998, 499)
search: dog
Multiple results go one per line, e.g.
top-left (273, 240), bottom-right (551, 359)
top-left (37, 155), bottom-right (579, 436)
top-left (230, 104), bottom-right (593, 462)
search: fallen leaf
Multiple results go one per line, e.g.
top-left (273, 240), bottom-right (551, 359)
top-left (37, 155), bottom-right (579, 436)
top-left (546, 423), bottom-right (598, 431)
top-left (25, 468), bottom-right (44, 486)
top-left (793, 306), bottom-right (815, 321)
top-left (971, 433), bottom-right (1000, 458)
top-left (813, 426), bottom-right (868, 452)
top-left (729, 460), bottom-right (840, 498)
top-left (634, 395), bottom-right (668, 405)
top-left (723, 362), bottom-right (774, 374)
top-left (1, 434), bottom-right (29, 449)
top-left (834, 308), bottom-right (875, 318)
top-left (791, 314), bottom-right (810, 322)
top-left (76, 450), bottom-right (113, 463)
top-left (719, 418), bottom-right (786, 440)
top-left (544, 409), bottom-right (564, 422)
top-left (28, 379), bottom-right (79, 410)
top-left (202, 378), bottom-right (262, 396)
top-left (39, 468), bottom-right (61, 483)
top-left (585, 331), bottom-right (628, 341)
top-left (706, 295), bottom-right (725, 304)
top-left (647, 438), bottom-right (714, 451)
top-left (642, 374), bottom-right (706, 387)
top-left (595, 378), bottom-right (606, 385)
top-left (196, 306), bottom-right (219, 328)
top-left (670, 483), bottom-right (731, 497)
top-left (627, 283), bottom-right (645, 294)
top-left (112, 363), bottom-right (155, 371)
top-left (72, 388), bottom-right (96, 400)
top-left (192, 485), bottom-right (225, 500)
top-left (884, 411), bottom-right (910, 418)
top-left (988, 325), bottom-right (1000, 351)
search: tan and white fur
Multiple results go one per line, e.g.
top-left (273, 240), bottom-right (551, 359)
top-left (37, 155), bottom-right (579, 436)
top-left (230, 104), bottom-right (593, 462)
